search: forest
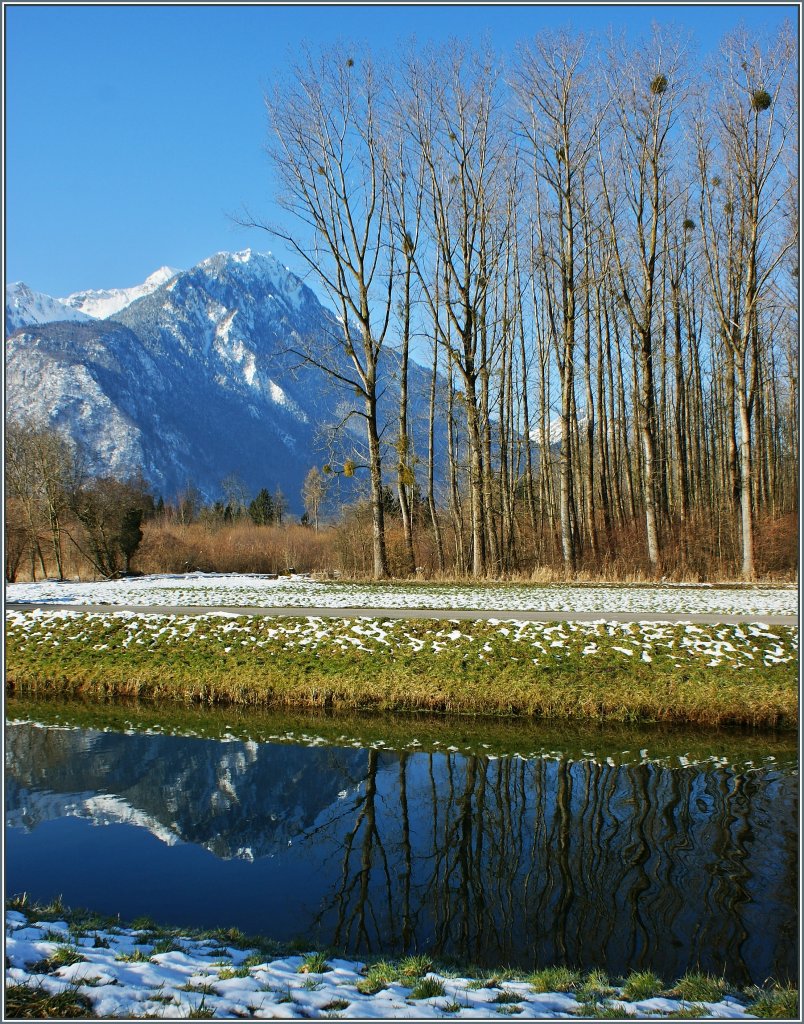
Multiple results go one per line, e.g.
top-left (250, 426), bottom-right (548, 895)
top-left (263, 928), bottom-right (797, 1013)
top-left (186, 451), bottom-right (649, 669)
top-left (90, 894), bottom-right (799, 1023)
top-left (5, 23), bottom-right (798, 583)
top-left (252, 22), bottom-right (798, 581)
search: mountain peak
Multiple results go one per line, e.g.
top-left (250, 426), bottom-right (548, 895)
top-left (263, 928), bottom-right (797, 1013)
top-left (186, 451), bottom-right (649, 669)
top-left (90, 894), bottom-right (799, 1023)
top-left (143, 266), bottom-right (180, 289)
top-left (6, 244), bottom-right (435, 510)
top-left (61, 266), bottom-right (183, 320)
top-left (5, 281), bottom-right (93, 334)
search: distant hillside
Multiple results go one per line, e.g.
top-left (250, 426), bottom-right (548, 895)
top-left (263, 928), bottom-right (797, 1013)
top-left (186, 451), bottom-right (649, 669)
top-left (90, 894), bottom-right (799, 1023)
top-left (5, 250), bottom-right (439, 511)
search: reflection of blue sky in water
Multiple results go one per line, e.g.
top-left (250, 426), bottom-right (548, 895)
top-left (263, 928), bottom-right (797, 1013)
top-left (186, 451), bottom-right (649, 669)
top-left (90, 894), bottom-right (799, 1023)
top-left (5, 721), bottom-right (797, 986)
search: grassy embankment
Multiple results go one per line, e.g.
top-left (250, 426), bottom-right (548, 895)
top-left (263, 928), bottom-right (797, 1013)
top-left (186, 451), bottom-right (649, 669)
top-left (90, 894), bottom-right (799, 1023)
top-left (7, 693), bottom-right (799, 766)
top-left (5, 611), bottom-right (797, 728)
top-left (4, 897), bottom-right (799, 1020)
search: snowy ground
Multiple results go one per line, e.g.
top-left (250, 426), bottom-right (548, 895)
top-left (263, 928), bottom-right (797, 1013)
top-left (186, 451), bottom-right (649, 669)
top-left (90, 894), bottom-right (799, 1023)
top-left (5, 572), bottom-right (798, 616)
top-left (5, 911), bottom-right (763, 1020)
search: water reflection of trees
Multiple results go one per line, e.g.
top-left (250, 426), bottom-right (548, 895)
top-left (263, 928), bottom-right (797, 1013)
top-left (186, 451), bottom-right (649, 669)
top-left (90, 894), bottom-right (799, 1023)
top-left (6, 723), bottom-right (795, 985)
top-left (312, 750), bottom-right (796, 985)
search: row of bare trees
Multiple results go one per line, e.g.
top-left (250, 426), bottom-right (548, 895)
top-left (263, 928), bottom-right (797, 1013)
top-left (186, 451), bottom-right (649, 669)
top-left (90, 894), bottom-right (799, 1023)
top-left (5, 421), bottom-right (153, 582)
top-left (257, 22), bottom-right (797, 579)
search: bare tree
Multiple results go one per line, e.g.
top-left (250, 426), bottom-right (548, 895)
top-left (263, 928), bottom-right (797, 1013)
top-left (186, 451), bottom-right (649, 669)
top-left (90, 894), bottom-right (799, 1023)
top-left (513, 30), bottom-right (605, 572)
top-left (695, 23), bottom-right (796, 577)
top-left (598, 26), bottom-right (691, 573)
top-left (257, 46), bottom-right (395, 578)
top-left (70, 476), bottom-right (153, 578)
top-left (5, 420), bottom-right (83, 580)
top-left (385, 113), bottom-right (427, 575)
top-left (220, 473), bottom-right (250, 520)
top-left (403, 43), bottom-right (509, 576)
top-left (302, 466), bottom-right (327, 531)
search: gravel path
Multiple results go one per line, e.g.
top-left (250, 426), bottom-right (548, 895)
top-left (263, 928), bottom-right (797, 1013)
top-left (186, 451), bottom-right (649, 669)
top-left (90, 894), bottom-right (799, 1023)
top-left (5, 601), bottom-right (798, 625)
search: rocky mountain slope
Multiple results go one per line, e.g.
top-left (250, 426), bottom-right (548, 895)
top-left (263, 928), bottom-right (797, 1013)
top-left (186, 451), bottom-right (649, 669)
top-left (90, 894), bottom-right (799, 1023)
top-left (6, 251), bottom-right (434, 511)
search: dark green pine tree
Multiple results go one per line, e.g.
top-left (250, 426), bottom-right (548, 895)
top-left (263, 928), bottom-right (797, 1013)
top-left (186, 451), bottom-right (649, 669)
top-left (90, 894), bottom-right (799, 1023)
top-left (249, 488), bottom-right (274, 526)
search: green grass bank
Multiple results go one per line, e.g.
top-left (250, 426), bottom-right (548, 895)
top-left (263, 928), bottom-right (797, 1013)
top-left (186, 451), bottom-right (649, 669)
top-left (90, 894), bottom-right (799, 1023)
top-left (5, 611), bottom-right (797, 729)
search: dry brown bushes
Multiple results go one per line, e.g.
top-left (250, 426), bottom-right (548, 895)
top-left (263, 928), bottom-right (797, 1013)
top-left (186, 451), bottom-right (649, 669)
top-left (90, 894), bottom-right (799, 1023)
top-left (7, 507), bottom-right (796, 583)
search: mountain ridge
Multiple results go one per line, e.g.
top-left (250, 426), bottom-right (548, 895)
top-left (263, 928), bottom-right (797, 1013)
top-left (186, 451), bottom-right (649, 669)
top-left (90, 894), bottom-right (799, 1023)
top-left (5, 250), bottom-right (436, 512)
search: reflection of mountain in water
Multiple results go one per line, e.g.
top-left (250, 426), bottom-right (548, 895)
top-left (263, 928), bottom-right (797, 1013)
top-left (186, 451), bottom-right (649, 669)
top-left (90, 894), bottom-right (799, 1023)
top-left (4, 724), bottom-right (368, 859)
top-left (4, 722), bottom-right (798, 986)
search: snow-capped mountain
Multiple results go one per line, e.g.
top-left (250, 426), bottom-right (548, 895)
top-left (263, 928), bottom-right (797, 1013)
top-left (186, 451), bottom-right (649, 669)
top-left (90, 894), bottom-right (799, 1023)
top-left (6, 250), bottom-right (435, 509)
top-left (61, 265), bottom-right (180, 319)
top-left (5, 266), bottom-right (179, 333)
top-left (5, 282), bottom-right (94, 334)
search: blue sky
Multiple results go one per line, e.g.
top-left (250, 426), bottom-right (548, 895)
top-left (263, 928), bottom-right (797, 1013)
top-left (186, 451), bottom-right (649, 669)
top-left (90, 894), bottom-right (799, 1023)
top-left (5, 2), bottom-right (798, 297)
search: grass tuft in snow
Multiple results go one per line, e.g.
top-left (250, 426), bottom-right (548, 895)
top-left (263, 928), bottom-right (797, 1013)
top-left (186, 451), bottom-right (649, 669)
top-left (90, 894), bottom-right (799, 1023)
top-left (620, 969), bottom-right (664, 1001)
top-left (667, 971), bottom-right (729, 1003)
top-left (28, 945), bottom-right (86, 974)
top-left (356, 960), bottom-right (397, 994)
top-left (218, 965), bottom-right (250, 980)
top-left (528, 965), bottom-right (583, 992)
top-left (581, 1001), bottom-right (636, 1019)
top-left (114, 948), bottom-right (150, 963)
top-left (4, 982), bottom-right (94, 1019)
top-left (409, 975), bottom-right (447, 999)
top-left (744, 983), bottom-right (798, 1019)
top-left (398, 953), bottom-right (433, 978)
top-left (298, 950), bottom-right (331, 974)
top-left (666, 1004), bottom-right (710, 1019)
top-left (578, 969), bottom-right (617, 1002)
top-left (492, 988), bottom-right (523, 1003)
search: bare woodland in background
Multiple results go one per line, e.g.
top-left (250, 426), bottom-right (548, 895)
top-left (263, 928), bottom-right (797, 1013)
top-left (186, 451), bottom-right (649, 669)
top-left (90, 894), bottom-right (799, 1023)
top-left (6, 24), bottom-right (798, 583)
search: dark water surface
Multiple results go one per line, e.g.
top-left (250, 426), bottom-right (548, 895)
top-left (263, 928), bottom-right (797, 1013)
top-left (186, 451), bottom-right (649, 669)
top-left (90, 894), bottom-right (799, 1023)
top-left (5, 701), bottom-right (798, 985)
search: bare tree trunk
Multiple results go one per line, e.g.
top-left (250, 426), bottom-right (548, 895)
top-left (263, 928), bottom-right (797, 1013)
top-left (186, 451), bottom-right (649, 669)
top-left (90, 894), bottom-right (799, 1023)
top-left (735, 359), bottom-right (756, 579)
top-left (446, 352), bottom-right (466, 575)
top-left (395, 256), bottom-right (416, 576)
top-left (517, 260), bottom-right (539, 554)
top-left (427, 325), bottom-right (445, 573)
top-left (365, 385), bottom-right (389, 579)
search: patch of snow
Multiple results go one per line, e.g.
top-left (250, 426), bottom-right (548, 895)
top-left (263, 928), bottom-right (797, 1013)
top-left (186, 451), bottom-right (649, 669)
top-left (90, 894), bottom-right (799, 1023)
top-left (4, 910), bottom-right (762, 1020)
top-left (62, 266), bottom-right (180, 319)
top-left (6, 574), bottom-right (797, 617)
top-left (5, 283), bottom-right (94, 332)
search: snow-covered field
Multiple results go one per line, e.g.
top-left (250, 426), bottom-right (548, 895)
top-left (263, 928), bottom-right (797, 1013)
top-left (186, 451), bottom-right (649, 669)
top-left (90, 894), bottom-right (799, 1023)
top-left (6, 572), bottom-right (798, 616)
top-left (5, 911), bottom-right (763, 1020)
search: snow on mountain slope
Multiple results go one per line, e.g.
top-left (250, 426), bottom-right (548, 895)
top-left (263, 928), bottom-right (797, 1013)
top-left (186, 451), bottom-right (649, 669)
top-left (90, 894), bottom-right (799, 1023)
top-left (5, 320), bottom-right (177, 487)
top-left (5, 249), bottom-right (438, 509)
top-left (5, 282), bottom-right (93, 334)
top-left (61, 265), bottom-right (180, 319)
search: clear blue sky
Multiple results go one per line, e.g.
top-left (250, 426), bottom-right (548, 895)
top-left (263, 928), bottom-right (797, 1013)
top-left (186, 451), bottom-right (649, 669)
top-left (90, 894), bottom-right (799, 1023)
top-left (5, 2), bottom-right (798, 297)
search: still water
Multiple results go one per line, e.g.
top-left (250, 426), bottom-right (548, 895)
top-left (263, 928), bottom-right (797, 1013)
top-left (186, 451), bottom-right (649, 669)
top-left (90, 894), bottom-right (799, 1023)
top-left (5, 702), bottom-right (798, 986)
